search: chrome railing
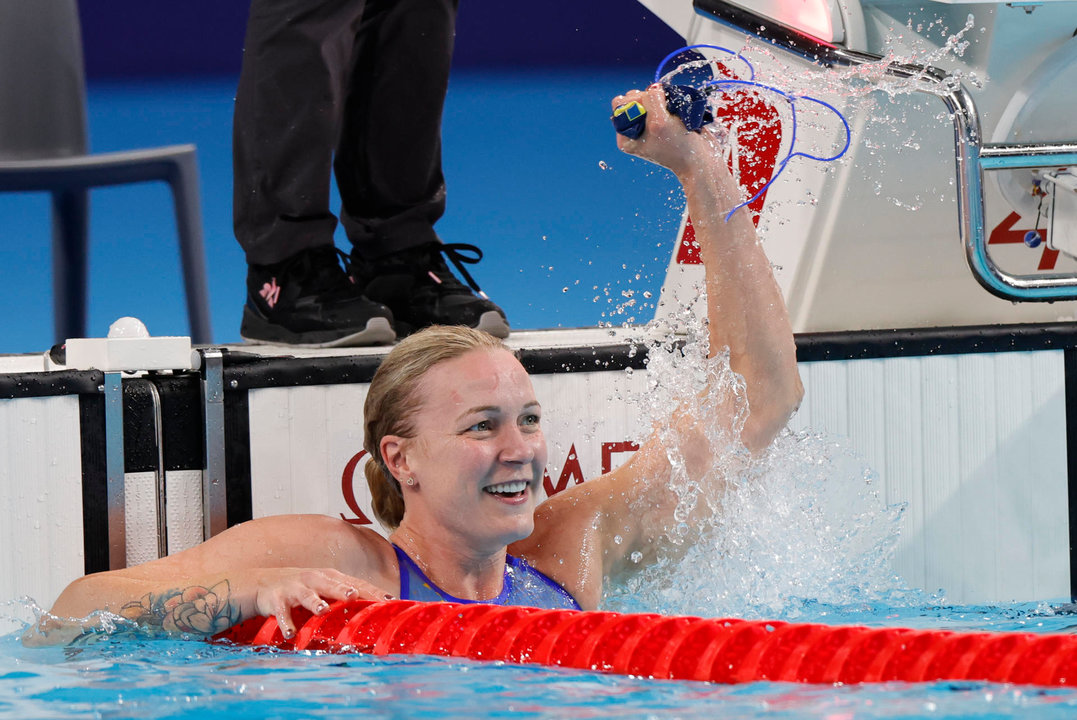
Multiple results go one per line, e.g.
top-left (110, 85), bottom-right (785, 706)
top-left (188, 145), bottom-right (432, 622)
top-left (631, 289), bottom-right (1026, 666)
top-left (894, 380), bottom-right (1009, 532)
top-left (102, 349), bottom-right (228, 570)
top-left (694, 0), bottom-right (1077, 301)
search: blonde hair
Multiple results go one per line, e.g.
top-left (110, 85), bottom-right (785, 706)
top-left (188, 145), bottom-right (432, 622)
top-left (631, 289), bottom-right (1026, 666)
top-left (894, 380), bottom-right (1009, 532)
top-left (363, 325), bottom-right (510, 529)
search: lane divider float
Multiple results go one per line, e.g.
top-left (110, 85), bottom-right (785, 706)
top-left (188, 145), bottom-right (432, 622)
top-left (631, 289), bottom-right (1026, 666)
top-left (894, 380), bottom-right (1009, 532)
top-left (213, 600), bottom-right (1077, 686)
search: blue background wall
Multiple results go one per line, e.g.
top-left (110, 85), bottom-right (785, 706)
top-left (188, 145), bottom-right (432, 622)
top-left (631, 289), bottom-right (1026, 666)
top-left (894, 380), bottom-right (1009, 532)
top-left (76, 1), bottom-right (683, 78)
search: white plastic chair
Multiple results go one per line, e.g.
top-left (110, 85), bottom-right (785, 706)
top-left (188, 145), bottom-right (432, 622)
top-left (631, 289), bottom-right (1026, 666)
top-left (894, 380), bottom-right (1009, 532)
top-left (0, 0), bottom-right (213, 344)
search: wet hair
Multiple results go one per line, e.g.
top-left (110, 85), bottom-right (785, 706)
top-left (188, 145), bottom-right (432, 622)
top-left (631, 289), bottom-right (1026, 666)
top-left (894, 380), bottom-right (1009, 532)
top-left (363, 325), bottom-right (510, 530)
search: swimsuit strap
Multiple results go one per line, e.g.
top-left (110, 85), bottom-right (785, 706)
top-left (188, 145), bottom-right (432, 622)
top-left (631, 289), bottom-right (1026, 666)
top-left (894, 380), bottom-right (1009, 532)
top-left (391, 544), bottom-right (580, 610)
top-left (392, 544), bottom-right (512, 604)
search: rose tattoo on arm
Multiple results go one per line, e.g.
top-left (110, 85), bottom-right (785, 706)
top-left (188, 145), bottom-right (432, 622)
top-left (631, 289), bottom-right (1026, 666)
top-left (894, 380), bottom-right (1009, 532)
top-left (119, 580), bottom-right (241, 635)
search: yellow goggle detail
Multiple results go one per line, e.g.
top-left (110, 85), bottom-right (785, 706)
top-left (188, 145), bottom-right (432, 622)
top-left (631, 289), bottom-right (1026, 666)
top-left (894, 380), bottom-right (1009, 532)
top-left (613, 101), bottom-right (646, 122)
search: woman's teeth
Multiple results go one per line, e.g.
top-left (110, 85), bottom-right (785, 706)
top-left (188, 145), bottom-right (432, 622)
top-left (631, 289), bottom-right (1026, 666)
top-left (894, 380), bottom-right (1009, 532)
top-left (485, 480), bottom-right (528, 496)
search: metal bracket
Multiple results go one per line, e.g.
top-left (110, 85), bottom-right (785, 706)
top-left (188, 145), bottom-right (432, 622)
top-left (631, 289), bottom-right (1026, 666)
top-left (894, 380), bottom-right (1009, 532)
top-left (144, 380), bottom-right (168, 559)
top-left (201, 348), bottom-right (227, 539)
top-left (104, 371), bottom-right (126, 570)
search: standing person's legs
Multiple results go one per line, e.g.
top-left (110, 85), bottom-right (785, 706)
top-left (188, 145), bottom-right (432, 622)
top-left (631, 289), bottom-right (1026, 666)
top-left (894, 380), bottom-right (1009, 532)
top-left (234, 0), bottom-right (359, 265)
top-left (339, 0), bottom-right (510, 338)
top-left (334, 0), bottom-right (452, 258)
top-left (234, 0), bottom-right (394, 347)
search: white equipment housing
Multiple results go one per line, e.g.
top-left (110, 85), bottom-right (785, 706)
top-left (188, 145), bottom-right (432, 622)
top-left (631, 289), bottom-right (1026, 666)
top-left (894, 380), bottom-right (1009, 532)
top-left (644, 0), bottom-right (1077, 333)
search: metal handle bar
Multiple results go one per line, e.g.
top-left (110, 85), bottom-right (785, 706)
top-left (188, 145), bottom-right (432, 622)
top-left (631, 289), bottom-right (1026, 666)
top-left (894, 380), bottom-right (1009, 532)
top-left (694, 0), bottom-right (1077, 301)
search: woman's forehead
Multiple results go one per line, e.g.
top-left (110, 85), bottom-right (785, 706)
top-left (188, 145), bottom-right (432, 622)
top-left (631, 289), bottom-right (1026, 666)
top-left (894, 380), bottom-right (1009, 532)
top-left (419, 348), bottom-right (534, 407)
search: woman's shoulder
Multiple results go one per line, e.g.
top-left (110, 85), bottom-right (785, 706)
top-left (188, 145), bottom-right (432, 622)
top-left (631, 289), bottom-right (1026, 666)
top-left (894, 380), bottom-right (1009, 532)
top-left (217, 514), bottom-right (394, 574)
top-left (232, 513), bottom-right (377, 536)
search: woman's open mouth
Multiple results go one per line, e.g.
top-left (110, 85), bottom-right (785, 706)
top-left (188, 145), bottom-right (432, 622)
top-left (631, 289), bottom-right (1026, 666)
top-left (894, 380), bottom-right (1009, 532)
top-left (483, 480), bottom-right (529, 499)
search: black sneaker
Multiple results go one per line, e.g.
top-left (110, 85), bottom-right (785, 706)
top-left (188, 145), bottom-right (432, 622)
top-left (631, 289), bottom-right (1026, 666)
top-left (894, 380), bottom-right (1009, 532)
top-left (240, 246), bottom-right (396, 347)
top-left (350, 242), bottom-right (510, 338)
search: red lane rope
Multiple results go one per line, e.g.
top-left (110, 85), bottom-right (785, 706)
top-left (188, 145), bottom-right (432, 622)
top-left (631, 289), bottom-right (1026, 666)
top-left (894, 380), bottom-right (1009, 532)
top-left (212, 600), bottom-right (1077, 686)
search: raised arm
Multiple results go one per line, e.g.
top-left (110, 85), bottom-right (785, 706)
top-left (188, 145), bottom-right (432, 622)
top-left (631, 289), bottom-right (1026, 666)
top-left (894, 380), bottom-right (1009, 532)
top-left (632, 86), bottom-right (802, 450)
top-left (25, 515), bottom-right (397, 646)
top-left (518, 85), bottom-right (802, 608)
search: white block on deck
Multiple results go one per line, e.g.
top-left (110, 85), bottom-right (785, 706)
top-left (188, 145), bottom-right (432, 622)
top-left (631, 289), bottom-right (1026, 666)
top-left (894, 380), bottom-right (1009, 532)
top-left (65, 336), bottom-right (198, 373)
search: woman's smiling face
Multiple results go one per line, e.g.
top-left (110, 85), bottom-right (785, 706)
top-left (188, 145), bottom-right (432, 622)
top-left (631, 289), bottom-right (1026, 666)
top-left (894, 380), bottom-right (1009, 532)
top-left (394, 347), bottom-right (548, 550)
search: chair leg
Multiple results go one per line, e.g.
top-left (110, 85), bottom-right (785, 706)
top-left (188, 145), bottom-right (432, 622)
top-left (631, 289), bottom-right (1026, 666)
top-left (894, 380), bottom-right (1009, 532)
top-left (168, 150), bottom-right (213, 344)
top-left (51, 187), bottom-right (89, 342)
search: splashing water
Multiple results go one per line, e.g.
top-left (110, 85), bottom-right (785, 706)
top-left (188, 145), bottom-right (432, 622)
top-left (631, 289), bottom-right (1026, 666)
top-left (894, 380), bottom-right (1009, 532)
top-left (627, 14), bottom-right (985, 237)
top-left (596, 17), bottom-right (1008, 618)
top-left (602, 321), bottom-right (916, 621)
top-left (2, 596), bottom-right (167, 649)
top-left (718, 13), bottom-right (983, 105)
top-left (614, 429), bottom-right (914, 620)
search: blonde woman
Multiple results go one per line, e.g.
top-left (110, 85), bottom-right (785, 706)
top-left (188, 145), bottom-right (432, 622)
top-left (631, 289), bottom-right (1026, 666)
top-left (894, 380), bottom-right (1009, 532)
top-left (30, 85), bottom-right (802, 645)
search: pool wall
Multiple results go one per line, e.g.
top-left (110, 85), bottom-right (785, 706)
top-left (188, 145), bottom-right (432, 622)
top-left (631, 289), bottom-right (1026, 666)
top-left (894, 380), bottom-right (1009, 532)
top-left (1, 323), bottom-right (1072, 612)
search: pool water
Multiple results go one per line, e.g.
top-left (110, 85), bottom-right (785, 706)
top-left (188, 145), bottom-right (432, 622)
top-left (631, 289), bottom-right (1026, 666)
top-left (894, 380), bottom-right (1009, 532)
top-left (3, 602), bottom-right (1077, 720)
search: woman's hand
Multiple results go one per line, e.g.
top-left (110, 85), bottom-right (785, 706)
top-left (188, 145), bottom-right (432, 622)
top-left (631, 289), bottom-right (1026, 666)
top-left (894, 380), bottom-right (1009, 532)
top-left (236, 567), bottom-right (394, 639)
top-left (612, 85), bottom-right (717, 177)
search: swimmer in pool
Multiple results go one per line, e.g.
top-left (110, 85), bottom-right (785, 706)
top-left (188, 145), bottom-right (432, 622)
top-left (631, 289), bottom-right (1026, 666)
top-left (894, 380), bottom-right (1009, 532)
top-left (27, 85), bottom-right (803, 645)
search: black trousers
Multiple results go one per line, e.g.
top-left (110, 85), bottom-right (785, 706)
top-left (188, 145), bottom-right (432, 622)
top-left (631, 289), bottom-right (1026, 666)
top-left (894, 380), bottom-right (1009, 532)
top-left (233, 0), bottom-right (458, 265)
